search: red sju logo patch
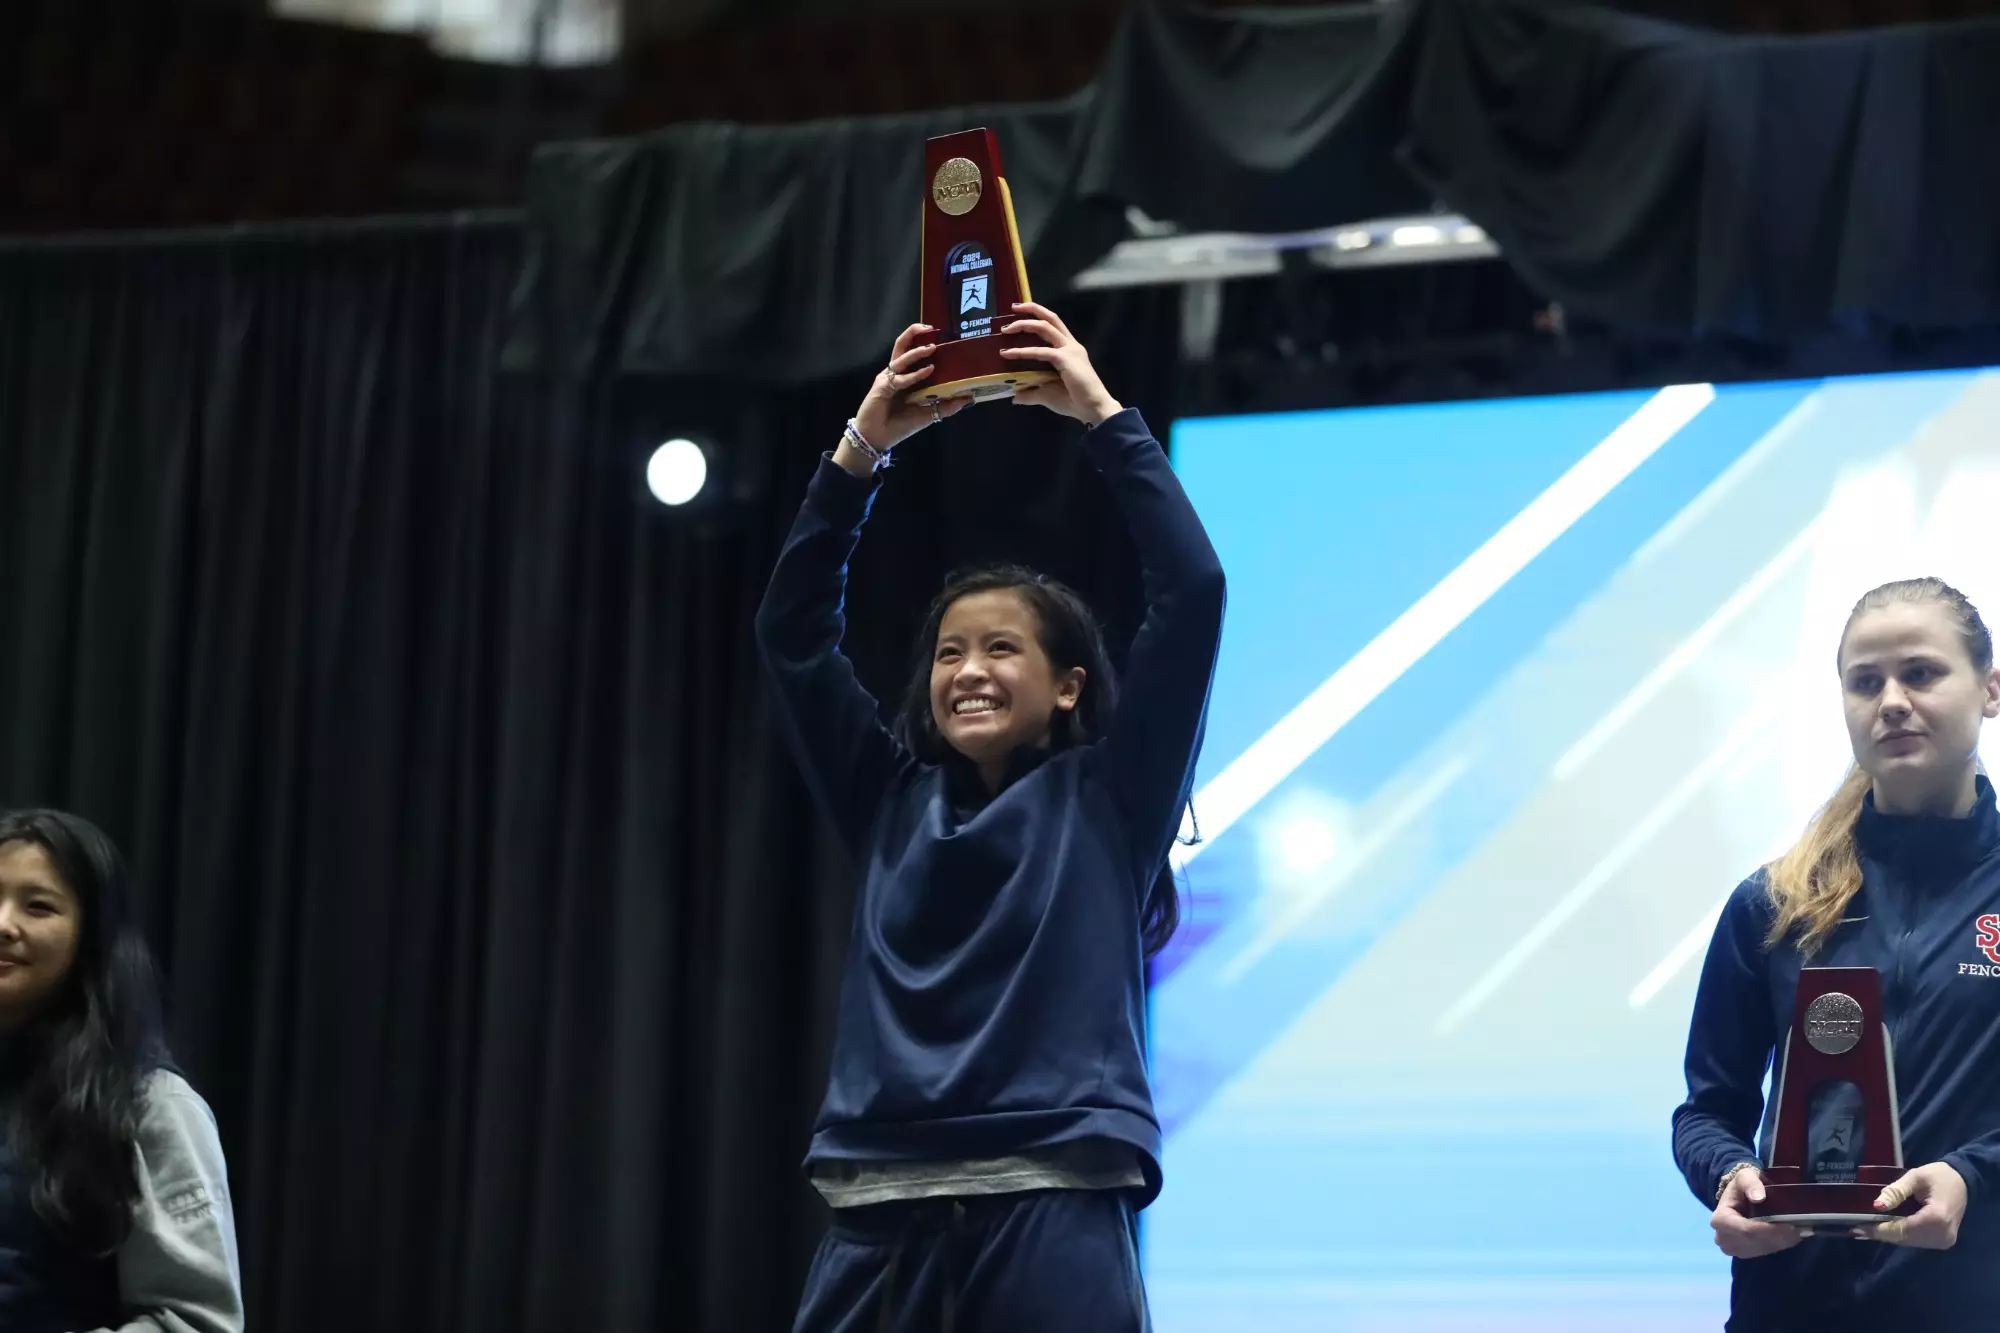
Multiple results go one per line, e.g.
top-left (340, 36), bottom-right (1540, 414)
top-left (1979, 914), bottom-right (2000, 966)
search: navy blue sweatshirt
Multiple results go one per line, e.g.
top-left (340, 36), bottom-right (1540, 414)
top-left (755, 408), bottom-right (1224, 1207)
top-left (1674, 777), bottom-right (2000, 1331)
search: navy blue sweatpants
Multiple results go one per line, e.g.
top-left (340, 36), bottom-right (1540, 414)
top-left (792, 1189), bottom-right (1150, 1333)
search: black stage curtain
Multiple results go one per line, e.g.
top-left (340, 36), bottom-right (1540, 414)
top-left (1401, 0), bottom-right (2000, 336)
top-left (0, 215), bottom-right (1183, 1333)
top-left (514, 0), bottom-right (2000, 379)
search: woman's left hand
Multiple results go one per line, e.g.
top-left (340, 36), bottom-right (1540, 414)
top-left (998, 302), bottom-right (1123, 426)
top-left (1857, 1161), bottom-right (1968, 1248)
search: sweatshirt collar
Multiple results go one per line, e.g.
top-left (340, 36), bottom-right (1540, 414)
top-left (1856, 772), bottom-right (2000, 878)
top-left (943, 744), bottom-right (1054, 811)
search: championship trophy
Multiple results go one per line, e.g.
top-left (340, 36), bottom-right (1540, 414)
top-left (908, 127), bottom-right (1054, 406)
top-left (1746, 967), bottom-right (1922, 1228)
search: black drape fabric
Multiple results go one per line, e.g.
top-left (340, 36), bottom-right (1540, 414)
top-left (1068, 0), bottom-right (1421, 236)
top-left (1401, 0), bottom-right (2000, 336)
top-left (0, 217), bottom-right (592, 1333)
top-left (514, 0), bottom-right (2000, 380)
top-left (0, 214), bottom-right (1183, 1332)
top-left (507, 98), bottom-right (1094, 385)
top-left (507, 0), bottom-right (1426, 383)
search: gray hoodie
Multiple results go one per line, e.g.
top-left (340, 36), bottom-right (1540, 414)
top-left (82, 1070), bottom-right (243, 1333)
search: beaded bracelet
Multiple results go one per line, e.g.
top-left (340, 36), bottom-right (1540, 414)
top-left (842, 419), bottom-right (892, 471)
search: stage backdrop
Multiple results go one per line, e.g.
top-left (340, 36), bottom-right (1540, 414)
top-left (0, 217), bottom-right (1181, 1333)
top-left (1149, 365), bottom-right (2000, 1331)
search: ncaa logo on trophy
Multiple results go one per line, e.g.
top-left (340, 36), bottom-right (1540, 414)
top-left (1803, 992), bottom-right (1864, 1055)
top-left (931, 156), bottom-right (983, 216)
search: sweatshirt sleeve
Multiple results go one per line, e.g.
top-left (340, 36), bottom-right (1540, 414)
top-left (87, 1072), bottom-right (245, 1333)
top-left (1671, 873), bottom-right (1780, 1208)
top-left (1080, 408), bottom-right (1227, 882)
top-left (753, 454), bottom-right (909, 860)
top-left (1942, 1132), bottom-right (2000, 1206)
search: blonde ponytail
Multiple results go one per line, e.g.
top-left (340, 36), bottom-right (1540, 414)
top-left (1763, 764), bottom-right (1871, 957)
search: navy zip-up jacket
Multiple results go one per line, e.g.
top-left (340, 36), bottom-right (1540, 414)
top-left (1674, 776), bottom-right (2000, 1331)
top-left (755, 408), bottom-right (1224, 1207)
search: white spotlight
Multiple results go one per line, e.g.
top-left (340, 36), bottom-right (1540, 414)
top-left (646, 438), bottom-right (708, 506)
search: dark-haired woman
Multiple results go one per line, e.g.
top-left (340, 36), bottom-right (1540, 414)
top-left (757, 303), bottom-right (1224, 1331)
top-left (1674, 578), bottom-right (2000, 1331)
top-left (0, 809), bottom-right (241, 1333)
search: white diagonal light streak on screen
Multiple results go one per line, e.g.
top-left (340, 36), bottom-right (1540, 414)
top-left (1626, 393), bottom-right (1822, 571)
top-left (1629, 824), bottom-right (1817, 1010)
top-left (1434, 698), bottom-right (1777, 1035)
top-left (1173, 383), bottom-right (1718, 870)
top-left (1552, 516), bottom-right (1824, 783)
top-left (1628, 896), bottom-right (1730, 1010)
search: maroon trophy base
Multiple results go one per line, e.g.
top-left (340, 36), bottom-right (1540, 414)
top-left (1748, 1176), bottom-right (1921, 1228)
top-left (910, 330), bottom-right (1053, 407)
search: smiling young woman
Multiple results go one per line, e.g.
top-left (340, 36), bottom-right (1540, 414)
top-left (0, 810), bottom-right (242, 1333)
top-left (1674, 578), bottom-right (2000, 1331)
top-left (755, 303), bottom-right (1224, 1332)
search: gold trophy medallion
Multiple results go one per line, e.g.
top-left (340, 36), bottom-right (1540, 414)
top-left (931, 157), bottom-right (983, 216)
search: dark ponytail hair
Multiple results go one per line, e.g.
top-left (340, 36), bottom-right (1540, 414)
top-left (894, 564), bottom-right (1189, 956)
top-left (0, 809), bottom-right (168, 1252)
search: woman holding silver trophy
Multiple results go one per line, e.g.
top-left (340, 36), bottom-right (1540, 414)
top-left (1674, 578), bottom-right (2000, 1330)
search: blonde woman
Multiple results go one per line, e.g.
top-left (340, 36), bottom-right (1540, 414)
top-left (1674, 578), bottom-right (2000, 1331)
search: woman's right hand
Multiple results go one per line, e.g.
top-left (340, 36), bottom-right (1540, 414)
top-left (1711, 1166), bottom-right (1809, 1259)
top-left (850, 323), bottom-right (971, 454)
